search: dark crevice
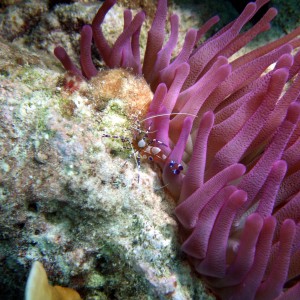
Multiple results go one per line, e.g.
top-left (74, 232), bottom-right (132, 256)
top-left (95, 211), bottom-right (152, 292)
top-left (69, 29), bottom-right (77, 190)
top-left (48, 0), bottom-right (73, 10)
top-left (229, 0), bottom-right (271, 24)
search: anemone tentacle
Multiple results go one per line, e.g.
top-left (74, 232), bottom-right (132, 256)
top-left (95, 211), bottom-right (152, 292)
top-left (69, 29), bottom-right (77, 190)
top-left (54, 0), bottom-right (300, 299)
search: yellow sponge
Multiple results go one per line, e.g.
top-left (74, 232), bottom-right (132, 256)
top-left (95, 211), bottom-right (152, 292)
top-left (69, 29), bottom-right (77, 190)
top-left (25, 261), bottom-right (82, 300)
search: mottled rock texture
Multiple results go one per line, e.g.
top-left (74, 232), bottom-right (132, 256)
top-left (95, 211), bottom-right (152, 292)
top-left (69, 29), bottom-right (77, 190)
top-left (0, 1), bottom-right (218, 299)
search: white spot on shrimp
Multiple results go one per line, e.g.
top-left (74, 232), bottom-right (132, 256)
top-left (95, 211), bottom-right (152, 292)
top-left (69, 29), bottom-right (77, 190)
top-left (151, 147), bottom-right (161, 155)
top-left (138, 139), bottom-right (146, 148)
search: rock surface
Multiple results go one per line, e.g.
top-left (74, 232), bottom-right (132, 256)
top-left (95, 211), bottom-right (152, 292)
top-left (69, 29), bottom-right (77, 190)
top-left (0, 1), bottom-right (217, 299)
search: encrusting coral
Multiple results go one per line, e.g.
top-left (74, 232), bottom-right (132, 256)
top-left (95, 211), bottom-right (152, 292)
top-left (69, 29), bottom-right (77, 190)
top-left (54, 0), bottom-right (300, 299)
top-left (25, 261), bottom-right (82, 300)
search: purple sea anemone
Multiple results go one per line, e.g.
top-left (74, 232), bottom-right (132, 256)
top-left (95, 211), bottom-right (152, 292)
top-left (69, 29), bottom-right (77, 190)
top-left (54, 0), bottom-right (300, 299)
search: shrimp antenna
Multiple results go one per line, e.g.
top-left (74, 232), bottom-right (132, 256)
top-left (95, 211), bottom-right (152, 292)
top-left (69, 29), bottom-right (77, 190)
top-left (140, 112), bottom-right (197, 123)
top-left (129, 125), bottom-right (157, 134)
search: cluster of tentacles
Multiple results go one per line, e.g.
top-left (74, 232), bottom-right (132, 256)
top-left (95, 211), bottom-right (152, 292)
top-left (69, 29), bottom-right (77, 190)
top-left (54, 0), bottom-right (300, 299)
